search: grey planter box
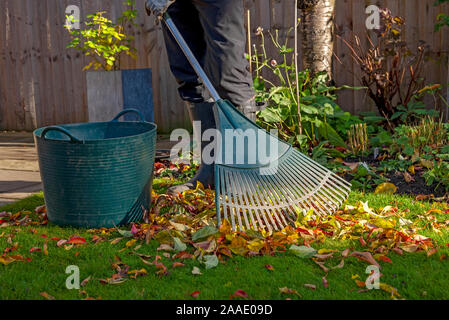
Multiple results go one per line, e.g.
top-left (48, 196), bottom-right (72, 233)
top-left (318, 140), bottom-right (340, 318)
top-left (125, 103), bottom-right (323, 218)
top-left (86, 69), bottom-right (154, 123)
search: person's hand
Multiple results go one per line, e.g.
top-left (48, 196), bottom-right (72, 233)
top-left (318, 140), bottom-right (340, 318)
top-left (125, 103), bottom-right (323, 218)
top-left (145, 0), bottom-right (175, 19)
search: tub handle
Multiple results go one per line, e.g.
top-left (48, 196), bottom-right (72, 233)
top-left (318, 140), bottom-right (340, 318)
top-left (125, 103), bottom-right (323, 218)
top-left (41, 126), bottom-right (82, 143)
top-left (112, 109), bottom-right (145, 122)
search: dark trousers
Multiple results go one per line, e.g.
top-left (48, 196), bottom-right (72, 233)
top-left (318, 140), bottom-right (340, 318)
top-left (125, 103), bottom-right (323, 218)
top-left (162, 0), bottom-right (255, 106)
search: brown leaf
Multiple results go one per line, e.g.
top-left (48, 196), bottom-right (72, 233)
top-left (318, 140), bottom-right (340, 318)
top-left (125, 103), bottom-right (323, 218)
top-left (403, 171), bottom-right (414, 183)
top-left (40, 292), bottom-right (55, 300)
top-left (304, 284), bottom-right (316, 290)
top-left (172, 262), bottom-right (185, 268)
top-left (313, 260), bottom-right (330, 273)
top-left (322, 276), bottom-right (329, 289)
top-left (341, 249), bottom-right (350, 257)
top-left (279, 287), bottom-right (301, 297)
top-left (350, 251), bottom-right (381, 269)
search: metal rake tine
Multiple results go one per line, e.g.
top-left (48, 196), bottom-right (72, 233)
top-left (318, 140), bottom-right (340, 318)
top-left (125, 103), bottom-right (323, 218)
top-left (234, 170), bottom-right (259, 231)
top-left (245, 172), bottom-right (272, 231)
top-left (253, 172), bottom-right (279, 231)
top-left (290, 153), bottom-right (349, 207)
top-left (229, 170), bottom-right (251, 230)
top-left (241, 172), bottom-right (266, 231)
top-left (297, 152), bottom-right (352, 191)
top-left (223, 170), bottom-right (237, 230)
top-left (276, 160), bottom-right (334, 216)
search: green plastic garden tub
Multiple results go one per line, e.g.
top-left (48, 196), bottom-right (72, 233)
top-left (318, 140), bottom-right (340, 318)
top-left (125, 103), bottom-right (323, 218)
top-left (33, 109), bottom-right (157, 228)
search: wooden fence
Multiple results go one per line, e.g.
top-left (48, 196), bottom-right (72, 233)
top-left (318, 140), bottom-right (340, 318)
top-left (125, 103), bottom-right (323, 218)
top-left (1, 0), bottom-right (448, 132)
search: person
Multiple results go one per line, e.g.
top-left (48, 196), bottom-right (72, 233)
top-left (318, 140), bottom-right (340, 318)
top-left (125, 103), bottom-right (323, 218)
top-left (146, 0), bottom-right (261, 195)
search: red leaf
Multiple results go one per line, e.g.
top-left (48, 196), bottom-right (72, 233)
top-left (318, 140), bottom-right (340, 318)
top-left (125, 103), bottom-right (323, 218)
top-left (29, 247), bottom-right (41, 253)
top-left (230, 289), bottom-right (249, 300)
top-left (67, 236), bottom-right (87, 245)
top-left (378, 255), bottom-right (392, 264)
top-left (50, 237), bottom-right (60, 241)
top-left (322, 277), bottom-right (329, 289)
top-left (265, 264), bottom-right (274, 271)
top-left (172, 262), bottom-right (185, 268)
top-left (190, 291), bottom-right (201, 298)
top-left (131, 223), bottom-right (139, 236)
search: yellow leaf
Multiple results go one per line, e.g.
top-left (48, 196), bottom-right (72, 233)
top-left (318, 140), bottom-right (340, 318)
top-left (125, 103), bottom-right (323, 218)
top-left (318, 248), bottom-right (335, 255)
top-left (229, 237), bottom-right (248, 256)
top-left (126, 239), bottom-right (137, 247)
top-left (374, 183), bottom-right (397, 195)
top-left (408, 165), bottom-right (415, 175)
top-left (247, 239), bottom-right (265, 253)
top-left (380, 283), bottom-right (400, 298)
top-left (0, 255), bottom-right (16, 266)
top-left (352, 274), bottom-right (360, 280)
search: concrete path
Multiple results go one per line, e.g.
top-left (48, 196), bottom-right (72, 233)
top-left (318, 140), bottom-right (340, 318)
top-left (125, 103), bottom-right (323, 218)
top-left (0, 132), bottom-right (42, 206)
top-left (0, 132), bottom-right (178, 207)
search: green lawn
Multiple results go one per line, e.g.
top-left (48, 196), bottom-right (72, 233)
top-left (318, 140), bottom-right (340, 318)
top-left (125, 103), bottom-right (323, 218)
top-left (1, 185), bottom-right (448, 300)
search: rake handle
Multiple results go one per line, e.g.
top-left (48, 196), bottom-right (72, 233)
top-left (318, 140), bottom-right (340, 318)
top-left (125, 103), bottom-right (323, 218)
top-left (163, 13), bottom-right (222, 102)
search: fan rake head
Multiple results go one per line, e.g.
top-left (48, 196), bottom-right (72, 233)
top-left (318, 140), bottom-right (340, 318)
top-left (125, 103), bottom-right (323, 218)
top-left (215, 148), bottom-right (351, 232)
top-left (213, 100), bottom-right (351, 232)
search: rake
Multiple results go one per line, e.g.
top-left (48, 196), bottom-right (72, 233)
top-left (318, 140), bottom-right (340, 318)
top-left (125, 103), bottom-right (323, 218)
top-left (163, 13), bottom-right (352, 232)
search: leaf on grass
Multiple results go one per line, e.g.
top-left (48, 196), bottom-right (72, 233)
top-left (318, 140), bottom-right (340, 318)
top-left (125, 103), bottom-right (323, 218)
top-left (157, 243), bottom-right (174, 251)
top-left (304, 284), bottom-right (316, 290)
top-left (350, 251), bottom-right (380, 269)
top-left (57, 240), bottom-right (67, 247)
top-left (0, 255), bottom-right (16, 265)
top-left (279, 287), bottom-right (301, 297)
top-left (110, 238), bottom-right (123, 245)
top-left (322, 277), bottom-right (329, 289)
top-left (40, 292), bottom-right (55, 300)
top-left (200, 255), bottom-right (219, 269)
top-left (43, 241), bottom-right (48, 256)
top-left (126, 239), bottom-right (137, 248)
top-left (230, 289), bottom-right (249, 299)
top-left (192, 267), bottom-right (202, 275)
top-left (190, 291), bottom-right (200, 298)
top-left (290, 245), bottom-right (317, 258)
top-left (265, 264), bottom-right (274, 271)
top-left (341, 249), bottom-right (350, 258)
top-left (81, 276), bottom-right (92, 287)
top-left (67, 236), bottom-right (87, 245)
top-left (172, 262), bottom-right (185, 268)
top-left (29, 247), bottom-right (41, 253)
top-left (313, 260), bottom-right (329, 273)
top-left (374, 254), bottom-right (392, 264)
top-left (380, 283), bottom-right (400, 298)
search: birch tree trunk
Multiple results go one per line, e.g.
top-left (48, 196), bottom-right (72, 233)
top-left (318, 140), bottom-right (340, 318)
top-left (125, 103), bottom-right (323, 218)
top-left (298, 0), bottom-right (336, 78)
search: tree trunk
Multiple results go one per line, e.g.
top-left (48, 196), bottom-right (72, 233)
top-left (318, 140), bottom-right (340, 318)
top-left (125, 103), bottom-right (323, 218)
top-left (298, 0), bottom-right (336, 78)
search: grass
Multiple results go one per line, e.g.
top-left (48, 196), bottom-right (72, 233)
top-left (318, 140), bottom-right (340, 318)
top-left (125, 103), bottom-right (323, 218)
top-left (1, 186), bottom-right (449, 300)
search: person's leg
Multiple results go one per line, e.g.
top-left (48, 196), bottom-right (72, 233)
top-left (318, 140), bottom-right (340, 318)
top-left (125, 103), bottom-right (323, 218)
top-left (161, 0), bottom-right (206, 102)
top-left (193, 0), bottom-right (256, 107)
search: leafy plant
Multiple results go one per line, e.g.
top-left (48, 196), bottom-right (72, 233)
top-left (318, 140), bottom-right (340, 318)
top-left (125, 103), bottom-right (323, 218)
top-left (339, 8), bottom-right (442, 128)
top-left (424, 162), bottom-right (449, 191)
top-left (251, 28), bottom-right (362, 151)
top-left (65, 0), bottom-right (138, 71)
